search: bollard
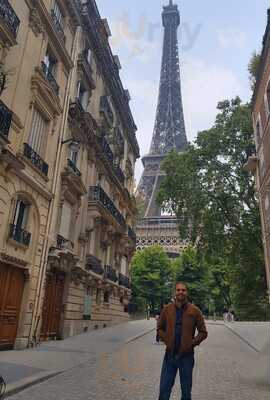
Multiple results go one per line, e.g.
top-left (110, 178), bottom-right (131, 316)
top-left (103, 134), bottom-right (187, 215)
top-left (0, 376), bottom-right (6, 399)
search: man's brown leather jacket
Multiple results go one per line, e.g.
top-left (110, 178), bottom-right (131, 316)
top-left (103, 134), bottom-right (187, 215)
top-left (157, 302), bottom-right (208, 354)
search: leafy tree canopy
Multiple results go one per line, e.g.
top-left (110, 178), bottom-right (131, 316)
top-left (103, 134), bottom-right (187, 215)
top-left (157, 98), bottom-right (269, 320)
top-left (131, 246), bottom-right (173, 313)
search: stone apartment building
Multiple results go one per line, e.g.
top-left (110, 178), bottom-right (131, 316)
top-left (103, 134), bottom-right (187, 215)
top-left (245, 8), bottom-right (270, 301)
top-left (0, 0), bottom-right (139, 350)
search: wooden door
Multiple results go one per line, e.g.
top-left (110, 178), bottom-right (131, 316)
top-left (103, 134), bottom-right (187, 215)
top-left (0, 263), bottom-right (25, 350)
top-left (41, 271), bottom-right (65, 340)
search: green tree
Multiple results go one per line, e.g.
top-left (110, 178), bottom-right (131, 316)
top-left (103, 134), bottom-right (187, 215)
top-left (131, 246), bottom-right (173, 314)
top-left (172, 247), bottom-right (209, 311)
top-left (157, 98), bottom-right (270, 320)
top-left (248, 51), bottom-right (261, 91)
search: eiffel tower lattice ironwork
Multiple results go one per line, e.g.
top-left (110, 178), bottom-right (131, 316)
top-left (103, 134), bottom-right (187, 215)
top-left (136, 0), bottom-right (188, 257)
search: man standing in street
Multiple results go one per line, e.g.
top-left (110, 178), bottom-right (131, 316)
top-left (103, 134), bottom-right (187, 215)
top-left (157, 282), bottom-right (208, 400)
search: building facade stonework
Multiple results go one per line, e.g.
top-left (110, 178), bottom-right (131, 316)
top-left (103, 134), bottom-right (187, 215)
top-left (0, 0), bottom-right (139, 350)
top-left (245, 9), bottom-right (270, 301)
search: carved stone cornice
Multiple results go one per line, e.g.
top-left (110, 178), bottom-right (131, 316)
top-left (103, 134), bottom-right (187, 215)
top-left (0, 252), bottom-right (28, 268)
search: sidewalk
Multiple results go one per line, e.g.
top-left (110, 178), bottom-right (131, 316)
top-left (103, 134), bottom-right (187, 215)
top-left (0, 319), bottom-right (155, 397)
top-left (207, 320), bottom-right (270, 352)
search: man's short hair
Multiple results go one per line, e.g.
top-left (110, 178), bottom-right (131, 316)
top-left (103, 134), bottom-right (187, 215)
top-left (175, 281), bottom-right (188, 291)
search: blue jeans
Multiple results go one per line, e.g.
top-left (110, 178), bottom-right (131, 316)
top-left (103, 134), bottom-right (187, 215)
top-left (159, 352), bottom-right (194, 400)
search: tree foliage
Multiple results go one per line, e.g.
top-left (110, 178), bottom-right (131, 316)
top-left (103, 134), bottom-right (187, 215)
top-left (248, 51), bottom-right (261, 91)
top-left (172, 247), bottom-right (209, 311)
top-left (131, 246), bottom-right (173, 313)
top-left (157, 98), bottom-right (270, 320)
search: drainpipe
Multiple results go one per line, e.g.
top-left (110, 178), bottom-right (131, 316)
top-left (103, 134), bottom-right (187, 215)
top-left (28, 27), bottom-right (81, 346)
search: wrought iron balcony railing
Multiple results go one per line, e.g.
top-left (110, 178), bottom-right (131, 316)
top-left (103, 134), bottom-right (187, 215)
top-left (115, 165), bottom-right (125, 184)
top-left (9, 224), bottom-right (31, 246)
top-left (23, 143), bottom-right (49, 176)
top-left (98, 135), bottom-right (114, 163)
top-left (89, 186), bottom-right (126, 227)
top-left (0, 100), bottom-right (12, 139)
top-left (128, 225), bottom-right (136, 242)
top-left (67, 158), bottom-right (81, 177)
top-left (104, 265), bottom-right (118, 283)
top-left (41, 61), bottom-right (59, 95)
top-left (50, 9), bottom-right (65, 44)
top-left (118, 273), bottom-right (130, 289)
top-left (86, 254), bottom-right (104, 276)
top-left (0, 0), bottom-right (20, 38)
top-left (100, 96), bottom-right (114, 126)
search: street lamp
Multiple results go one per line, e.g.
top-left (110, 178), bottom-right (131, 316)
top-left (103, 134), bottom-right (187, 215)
top-left (61, 138), bottom-right (81, 152)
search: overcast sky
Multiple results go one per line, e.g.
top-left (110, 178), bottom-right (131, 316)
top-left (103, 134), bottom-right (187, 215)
top-left (97, 0), bottom-right (269, 183)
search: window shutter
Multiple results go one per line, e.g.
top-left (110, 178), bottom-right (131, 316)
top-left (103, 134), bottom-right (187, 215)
top-left (28, 109), bottom-right (47, 156)
top-left (59, 202), bottom-right (72, 239)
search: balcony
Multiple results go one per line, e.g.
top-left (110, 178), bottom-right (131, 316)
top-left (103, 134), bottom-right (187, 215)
top-left (86, 255), bottom-right (104, 276)
top-left (67, 158), bottom-right (81, 177)
top-left (0, 0), bottom-right (20, 40)
top-left (41, 61), bottom-right (59, 96)
top-left (0, 100), bottom-right (12, 140)
top-left (104, 265), bottom-right (118, 283)
top-left (98, 135), bottom-right (114, 163)
top-left (128, 225), bottom-right (136, 242)
top-left (51, 9), bottom-right (65, 44)
top-left (100, 96), bottom-right (114, 126)
top-left (9, 224), bottom-right (31, 246)
top-left (23, 143), bottom-right (49, 176)
top-left (119, 273), bottom-right (130, 289)
top-left (89, 186), bottom-right (126, 228)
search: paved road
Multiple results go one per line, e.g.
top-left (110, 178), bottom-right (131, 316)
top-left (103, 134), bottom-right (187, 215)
top-left (0, 319), bottom-right (155, 394)
top-left (8, 324), bottom-right (270, 400)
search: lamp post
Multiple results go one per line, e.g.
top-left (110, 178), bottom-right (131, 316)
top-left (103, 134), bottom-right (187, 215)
top-left (61, 138), bottom-right (81, 152)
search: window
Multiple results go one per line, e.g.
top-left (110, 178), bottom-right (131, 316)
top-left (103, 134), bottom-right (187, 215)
top-left (83, 288), bottom-right (92, 320)
top-left (255, 118), bottom-right (262, 145)
top-left (103, 291), bottom-right (110, 304)
top-left (52, 1), bottom-right (64, 28)
top-left (13, 199), bottom-right (29, 230)
top-left (59, 201), bottom-right (72, 239)
top-left (121, 256), bottom-right (127, 275)
top-left (43, 51), bottom-right (57, 77)
top-left (77, 81), bottom-right (88, 111)
top-left (259, 149), bottom-right (266, 177)
top-left (265, 80), bottom-right (270, 117)
top-left (70, 147), bottom-right (78, 166)
top-left (85, 48), bottom-right (92, 64)
top-left (28, 108), bottom-right (48, 156)
top-left (96, 288), bottom-right (102, 305)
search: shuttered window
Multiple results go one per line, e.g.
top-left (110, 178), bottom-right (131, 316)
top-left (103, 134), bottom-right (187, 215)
top-left (28, 108), bottom-right (48, 156)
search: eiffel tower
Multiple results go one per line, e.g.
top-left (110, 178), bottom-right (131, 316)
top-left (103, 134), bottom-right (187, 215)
top-left (136, 0), bottom-right (188, 257)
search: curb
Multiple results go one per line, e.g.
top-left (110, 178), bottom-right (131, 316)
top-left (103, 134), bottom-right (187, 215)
top-left (6, 370), bottom-right (62, 398)
top-left (125, 327), bottom-right (156, 344)
top-left (224, 324), bottom-right (260, 353)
